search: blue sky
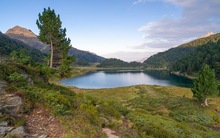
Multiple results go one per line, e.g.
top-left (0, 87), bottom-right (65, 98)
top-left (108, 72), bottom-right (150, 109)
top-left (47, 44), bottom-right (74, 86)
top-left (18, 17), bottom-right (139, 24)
top-left (1, 0), bottom-right (220, 61)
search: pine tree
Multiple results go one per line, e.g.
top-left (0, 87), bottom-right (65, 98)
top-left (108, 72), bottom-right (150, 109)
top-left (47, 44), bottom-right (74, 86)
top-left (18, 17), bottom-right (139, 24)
top-left (36, 7), bottom-right (62, 68)
top-left (192, 64), bottom-right (218, 106)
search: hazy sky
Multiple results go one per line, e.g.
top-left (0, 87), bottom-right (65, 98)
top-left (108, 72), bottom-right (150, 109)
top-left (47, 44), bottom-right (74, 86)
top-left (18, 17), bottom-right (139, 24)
top-left (1, 0), bottom-right (220, 61)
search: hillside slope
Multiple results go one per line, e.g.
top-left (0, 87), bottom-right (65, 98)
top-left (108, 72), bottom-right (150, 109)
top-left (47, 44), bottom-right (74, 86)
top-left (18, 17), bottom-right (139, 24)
top-left (97, 58), bottom-right (142, 68)
top-left (68, 47), bottom-right (105, 64)
top-left (0, 32), bottom-right (45, 62)
top-left (5, 26), bottom-right (105, 65)
top-left (5, 26), bottom-right (48, 51)
top-left (144, 33), bottom-right (220, 69)
top-left (172, 40), bottom-right (220, 79)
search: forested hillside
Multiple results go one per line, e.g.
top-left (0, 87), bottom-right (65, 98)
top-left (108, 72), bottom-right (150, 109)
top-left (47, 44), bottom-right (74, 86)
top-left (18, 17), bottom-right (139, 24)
top-left (97, 58), bottom-right (142, 68)
top-left (144, 33), bottom-right (220, 69)
top-left (68, 47), bottom-right (105, 65)
top-left (172, 40), bottom-right (220, 79)
top-left (0, 32), bottom-right (45, 62)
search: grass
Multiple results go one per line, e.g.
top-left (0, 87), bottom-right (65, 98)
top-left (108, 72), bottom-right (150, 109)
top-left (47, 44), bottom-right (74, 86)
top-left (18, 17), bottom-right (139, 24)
top-left (78, 84), bottom-right (220, 137)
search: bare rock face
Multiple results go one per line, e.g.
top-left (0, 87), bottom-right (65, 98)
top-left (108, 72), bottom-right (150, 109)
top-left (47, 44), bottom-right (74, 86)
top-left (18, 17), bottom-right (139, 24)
top-left (5, 26), bottom-right (48, 51)
top-left (5, 25), bottom-right (36, 37)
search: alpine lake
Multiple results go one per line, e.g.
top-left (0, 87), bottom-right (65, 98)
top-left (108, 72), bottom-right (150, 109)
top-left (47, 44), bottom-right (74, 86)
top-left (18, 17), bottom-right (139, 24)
top-left (59, 70), bottom-right (193, 89)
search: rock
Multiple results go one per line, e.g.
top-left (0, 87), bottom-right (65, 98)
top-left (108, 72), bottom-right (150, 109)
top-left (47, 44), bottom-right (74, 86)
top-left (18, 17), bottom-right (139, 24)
top-left (1, 96), bottom-right (23, 115)
top-left (100, 117), bottom-right (109, 125)
top-left (39, 134), bottom-right (48, 138)
top-left (0, 121), bottom-right (8, 127)
top-left (0, 80), bottom-right (7, 94)
top-left (0, 126), bottom-right (13, 137)
top-left (20, 74), bottom-right (33, 85)
top-left (6, 126), bottom-right (26, 138)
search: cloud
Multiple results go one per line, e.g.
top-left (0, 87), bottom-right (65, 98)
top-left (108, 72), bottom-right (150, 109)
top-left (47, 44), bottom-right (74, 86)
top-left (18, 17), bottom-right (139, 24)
top-left (103, 51), bottom-right (156, 62)
top-left (134, 0), bottom-right (220, 49)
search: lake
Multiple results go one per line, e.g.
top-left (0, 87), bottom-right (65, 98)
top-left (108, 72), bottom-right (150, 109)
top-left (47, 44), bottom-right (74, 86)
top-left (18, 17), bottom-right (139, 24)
top-left (59, 70), bottom-right (193, 89)
top-left (60, 70), bottom-right (193, 89)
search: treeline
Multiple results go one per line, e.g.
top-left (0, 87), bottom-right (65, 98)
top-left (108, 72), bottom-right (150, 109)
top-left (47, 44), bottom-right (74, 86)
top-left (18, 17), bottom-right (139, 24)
top-left (143, 33), bottom-right (220, 69)
top-left (172, 40), bottom-right (220, 79)
top-left (97, 58), bottom-right (142, 68)
top-left (143, 47), bottom-right (195, 68)
top-left (0, 32), bottom-right (45, 62)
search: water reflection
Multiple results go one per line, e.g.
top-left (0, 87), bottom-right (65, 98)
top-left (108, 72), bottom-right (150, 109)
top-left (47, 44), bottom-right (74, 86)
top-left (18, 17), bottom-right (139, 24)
top-left (59, 70), bottom-right (193, 89)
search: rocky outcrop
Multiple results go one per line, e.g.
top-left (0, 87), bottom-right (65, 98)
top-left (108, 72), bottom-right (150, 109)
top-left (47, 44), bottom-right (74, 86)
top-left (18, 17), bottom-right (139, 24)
top-left (0, 80), bottom-right (26, 138)
top-left (3, 96), bottom-right (23, 115)
top-left (5, 26), bottom-right (48, 51)
top-left (0, 123), bottom-right (26, 138)
top-left (5, 25), bottom-right (37, 38)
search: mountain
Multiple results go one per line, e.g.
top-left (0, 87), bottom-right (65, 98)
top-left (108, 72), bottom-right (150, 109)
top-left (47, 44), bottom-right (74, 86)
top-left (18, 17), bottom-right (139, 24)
top-left (0, 32), bottom-right (45, 62)
top-left (5, 26), bottom-right (48, 51)
top-left (5, 26), bottom-right (105, 65)
top-left (172, 40), bottom-right (220, 79)
top-left (68, 47), bottom-right (105, 64)
top-left (97, 58), bottom-right (142, 68)
top-left (144, 33), bottom-right (220, 69)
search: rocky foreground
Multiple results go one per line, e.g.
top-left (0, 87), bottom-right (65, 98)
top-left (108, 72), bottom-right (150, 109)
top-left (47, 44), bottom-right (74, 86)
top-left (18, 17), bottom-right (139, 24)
top-left (0, 80), bottom-right (66, 138)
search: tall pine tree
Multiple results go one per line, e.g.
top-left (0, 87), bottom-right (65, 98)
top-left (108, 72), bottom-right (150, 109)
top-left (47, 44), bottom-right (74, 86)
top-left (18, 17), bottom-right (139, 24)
top-left (36, 7), bottom-right (62, 68)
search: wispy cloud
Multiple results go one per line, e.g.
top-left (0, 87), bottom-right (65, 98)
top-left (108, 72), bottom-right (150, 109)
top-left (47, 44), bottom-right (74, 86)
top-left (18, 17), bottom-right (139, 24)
top-left (132, 0), bottom-right (220, 49)
top-left (103, 51), bottom-right (156, 62)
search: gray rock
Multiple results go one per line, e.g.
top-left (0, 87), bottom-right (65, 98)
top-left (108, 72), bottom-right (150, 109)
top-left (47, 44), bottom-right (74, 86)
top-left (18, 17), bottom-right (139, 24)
top-left (0, 80), bottom-right (7, 94)
top-left (1, 96), bottom-right (23, 115)
top-left (6, 96), bottom-right (22, 106)
top-left (0, 121), bottom-right (8, 127)
top-left (39, 134), bottom-right (48, 138)
top-left (100, 117), bottom-right (109, 127)
top-left (20, 74), bottom-right (33, 85)
top-left (6, 126), bottom-right (26, 138)
top-left (0, 126), bottom-right (13, 137)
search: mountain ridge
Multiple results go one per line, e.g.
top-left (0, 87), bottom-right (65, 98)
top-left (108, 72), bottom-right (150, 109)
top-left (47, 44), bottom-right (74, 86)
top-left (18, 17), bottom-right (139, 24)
top-left (144, 33), bottom-right (220, 69)
top-left (5, 26), bottom-right (105, 64)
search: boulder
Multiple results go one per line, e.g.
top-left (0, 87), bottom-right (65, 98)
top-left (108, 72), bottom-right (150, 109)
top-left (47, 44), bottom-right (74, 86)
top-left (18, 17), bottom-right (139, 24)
top-left (0, 126), bottom-right (13, 137)
top-left (1, 96), bottom-right (23, 115)
top-left (6, 126), bottom-right (26, 138)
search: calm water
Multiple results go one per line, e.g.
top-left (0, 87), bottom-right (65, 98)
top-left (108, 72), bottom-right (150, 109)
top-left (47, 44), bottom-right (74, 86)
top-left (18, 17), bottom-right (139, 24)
top-left (59, 70), bottom-right (193, 89)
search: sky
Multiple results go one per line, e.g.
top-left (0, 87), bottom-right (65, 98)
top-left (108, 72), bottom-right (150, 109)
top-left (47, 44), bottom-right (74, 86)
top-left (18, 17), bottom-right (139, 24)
top-left (1, 0), bottom-right (220, 62)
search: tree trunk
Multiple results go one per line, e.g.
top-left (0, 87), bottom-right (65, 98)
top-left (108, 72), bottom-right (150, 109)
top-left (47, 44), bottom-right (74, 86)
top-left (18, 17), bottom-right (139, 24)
top-left (204, 98), bottom-right (208, 106)
top-left (50, 39), bottom-right (53, 68)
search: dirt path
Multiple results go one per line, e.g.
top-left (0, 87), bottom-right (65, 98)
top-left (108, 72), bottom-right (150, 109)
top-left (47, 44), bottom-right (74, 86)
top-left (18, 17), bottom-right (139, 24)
top-left (102, 128), bottom-right (119, 138)
top-left (25, 105), bottom-right (66, 138)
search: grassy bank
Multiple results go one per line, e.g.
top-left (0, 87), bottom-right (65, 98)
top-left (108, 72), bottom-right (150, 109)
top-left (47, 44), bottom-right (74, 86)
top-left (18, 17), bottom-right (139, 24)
top-left (74, 85), bottom-right (220, 137)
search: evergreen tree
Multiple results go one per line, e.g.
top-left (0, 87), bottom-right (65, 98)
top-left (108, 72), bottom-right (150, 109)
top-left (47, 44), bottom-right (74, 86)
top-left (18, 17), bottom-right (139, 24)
top-left (192, 64), bottom-right (218, 106)
top-left (58, 28), bottom-right (74, 77)
top-left (36, 7), bottom-right (62, 68)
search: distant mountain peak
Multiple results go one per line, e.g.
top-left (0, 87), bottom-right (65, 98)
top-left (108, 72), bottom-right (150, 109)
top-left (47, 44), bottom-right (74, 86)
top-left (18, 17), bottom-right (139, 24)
top-left (200, 32), bottom-right (215, 38)
top-left (5, 25), bottom-right (37, 37)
